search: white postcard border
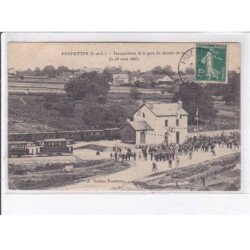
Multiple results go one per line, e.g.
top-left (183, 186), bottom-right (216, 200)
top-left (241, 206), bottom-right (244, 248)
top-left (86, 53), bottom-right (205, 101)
top-left (1, 32), bottom-right (250, 214)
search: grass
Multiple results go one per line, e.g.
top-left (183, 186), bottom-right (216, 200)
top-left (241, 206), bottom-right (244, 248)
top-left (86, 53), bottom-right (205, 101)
top-left (8, 92), bottom-right (171, 132)
top-left (8, 159), bottom-right (131, 190)
top-left (134, 153), bottom-right (240, 191)
top-left (9, 89), bottom-right (238, 133)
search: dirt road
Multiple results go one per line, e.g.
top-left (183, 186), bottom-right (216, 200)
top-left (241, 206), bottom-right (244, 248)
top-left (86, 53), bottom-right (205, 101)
top-left (54, 145), bottom-right (240, 191)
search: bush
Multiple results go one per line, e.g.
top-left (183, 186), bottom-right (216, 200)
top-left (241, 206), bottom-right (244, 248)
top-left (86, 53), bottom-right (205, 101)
top-left (54, 102), bottom-right (75, 117)
top-left (82, 104), bottom-right (126, 128)
top-left (130, 87), bottom-right (141, 100)
top-left (64, 71), bottom-right (111, 100)
top-left (43, 102), bottom-right (53, 110)
top-left (97, 95), bottom-right (108, 104)
top-left (44, 93), bottom-right (58, 102)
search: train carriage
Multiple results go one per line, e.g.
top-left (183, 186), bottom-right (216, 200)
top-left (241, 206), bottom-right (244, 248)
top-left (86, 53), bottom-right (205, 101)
top-left (39, 138), bottom-right (73, 156)
top-left (8, 141), bottom-right (30, 157)
top-left (105, 128), bottom-right (120, 140)
top-left (31, 132), bottom-right (57, 141)
top-left (9, 128), bottom-right (121, 143)
top-left (80, 129), bottom-right (106, 141)
top-left (56, 130), bottom-right (82, 141)
top-left (9, 133), bottom-right (30, 141)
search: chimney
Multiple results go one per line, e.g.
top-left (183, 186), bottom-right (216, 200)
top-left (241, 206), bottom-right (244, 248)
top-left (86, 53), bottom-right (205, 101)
top-left (138, 100), bottom-right (143, 107)
top-left (177, 99), bottom-right (182, 109)
top-left (149, 103), bottom-right (154, 110)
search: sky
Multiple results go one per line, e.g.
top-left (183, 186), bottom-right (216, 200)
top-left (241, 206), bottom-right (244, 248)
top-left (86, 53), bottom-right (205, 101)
top-left (8, 42), bottom-right (240, 72)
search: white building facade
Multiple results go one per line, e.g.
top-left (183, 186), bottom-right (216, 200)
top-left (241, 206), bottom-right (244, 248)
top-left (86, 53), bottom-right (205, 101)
top-left (112, 73), bottom-right (129, 85)
top-left (122, 100), bottom-right (188, 145)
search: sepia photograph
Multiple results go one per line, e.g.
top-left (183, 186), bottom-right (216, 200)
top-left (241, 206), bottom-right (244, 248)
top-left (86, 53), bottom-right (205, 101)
top-left (7, 42), bottom-right (241, 192)
top-left (1, 1), bottom-right (250, 248)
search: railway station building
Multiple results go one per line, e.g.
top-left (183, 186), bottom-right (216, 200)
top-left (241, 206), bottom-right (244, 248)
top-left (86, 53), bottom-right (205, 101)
top-left (121, 100), bottom-right (188, 145)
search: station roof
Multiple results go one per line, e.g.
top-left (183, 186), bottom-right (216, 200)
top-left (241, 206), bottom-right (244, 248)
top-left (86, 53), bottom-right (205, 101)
top-left (43, 138), bottom-right (67, 142)
top-left (129, 121), bottom-right (153, 131)
top-left (156, 75), bottom-right (174, 83)
top-left (9, 141), bottom-right (28, 144)
top-left (144, 103), bottom-right (188, 116)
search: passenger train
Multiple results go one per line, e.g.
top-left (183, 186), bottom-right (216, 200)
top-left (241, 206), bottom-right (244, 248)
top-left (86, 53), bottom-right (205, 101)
top-left (9, 128), bottom-right (121, 142)
top-left (8, 128), bottom-right (120, 157)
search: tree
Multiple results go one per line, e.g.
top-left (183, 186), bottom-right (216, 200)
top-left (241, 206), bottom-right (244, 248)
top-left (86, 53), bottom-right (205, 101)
top-left (97, 95), bottom-right (108, 104)
top-left (23, 68), bottom-right (34, 76)
top-left (34, 67), bottom-right (42, 76)
top-left (64, 71), bottom-right (111, 100)
top-left (44, 93), bottom-right (58, 102)
top-left (161, 85), bottom-right (175, 95)
top-left (54, 102), bottom-right (75, 117)
top-left (163, 65), bottom-right (174, 75)
top-left (150, 81), bottom-right (156, 88)
top-left (104, 66), bottom-right (123, 75)
top-left (129, 87), bottom-right (141, 100)
top-left (152, 65), bottom-right (173, 75)
top-left (152, 66), bottom-right (164, 75)
top-left (42, 65), bottom-right (56, 78)
top-left (82, 105), bottom-right (126, 128)
top-left (43, 102), bottom-right (53, 110)
top-left (173, 83), bottom-right (218, 124)
top-left (223, 71), bottom-right (240, 106)
top-left (19, 75), bottom-right (25, 81)
top-left (134, 80), bottom-right (143, 87)
top-left (56, 65), bottom-right (69, 75)
top-left (15, 71), bottom-right (24, 80)
top-left (185, 67), bottom-right (195, 74)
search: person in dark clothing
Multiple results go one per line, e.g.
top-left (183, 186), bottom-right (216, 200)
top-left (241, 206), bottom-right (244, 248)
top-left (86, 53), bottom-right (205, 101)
top-left (155, 154), bottom-right (158, 162)
top-left (133, 152), bottom-right (136, 161)
top-left (121, 153), bottom-right (125, 161)
top-left (150, 152), bottom-right (154, 161)
top-left (211, 148), bottom-right (216, 156)
top-left (176, 157), bottom-right (180, 168)
top-left (201, 176), bottom-right (206, 188)
top-left (189, 151), bottom-right (192, 160)
top-left (127, 152), bottom-right (131, 161)
top-left (152, 162), bottom-right (158, 173)
top-left (168, 159), bottom-right (172, 168)
top-left (114, 152), bottom-right (118, 162)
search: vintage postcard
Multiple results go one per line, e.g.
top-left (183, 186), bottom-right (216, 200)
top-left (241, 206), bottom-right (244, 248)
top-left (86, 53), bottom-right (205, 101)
top-left (7, 42), bottom-right (240, 192)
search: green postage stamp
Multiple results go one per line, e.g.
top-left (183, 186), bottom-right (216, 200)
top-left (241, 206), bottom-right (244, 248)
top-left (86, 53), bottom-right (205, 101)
top-left (196, 44), bottom-right (227, 83)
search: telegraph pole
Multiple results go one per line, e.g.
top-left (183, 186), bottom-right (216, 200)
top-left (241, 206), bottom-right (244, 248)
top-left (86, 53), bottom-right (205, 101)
top-left (195, 108), bottom-right (199, 136)
top-left (235, 105), bottom-right (237, 142)
top-left (235, 106), bottom-right (237, 131)
top-left (196, 116), bottom-right (199, 135)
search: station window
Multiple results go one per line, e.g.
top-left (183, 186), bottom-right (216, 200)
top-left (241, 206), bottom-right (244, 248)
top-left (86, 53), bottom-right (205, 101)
top-left (165, 120), bottom-right (168, 127)
top-left (143, 113), bottom-right (145, 118)
top-left (176, 119), bottom-right (179, 126)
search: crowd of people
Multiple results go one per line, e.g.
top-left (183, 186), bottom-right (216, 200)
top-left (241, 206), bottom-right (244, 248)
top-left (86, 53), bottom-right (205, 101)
top-left (110, 132), bottom-right (240, 172)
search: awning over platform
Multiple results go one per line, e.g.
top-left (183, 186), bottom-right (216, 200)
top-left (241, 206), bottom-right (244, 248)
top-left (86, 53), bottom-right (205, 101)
top-left (129, 121), bottom-right (153, 131)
